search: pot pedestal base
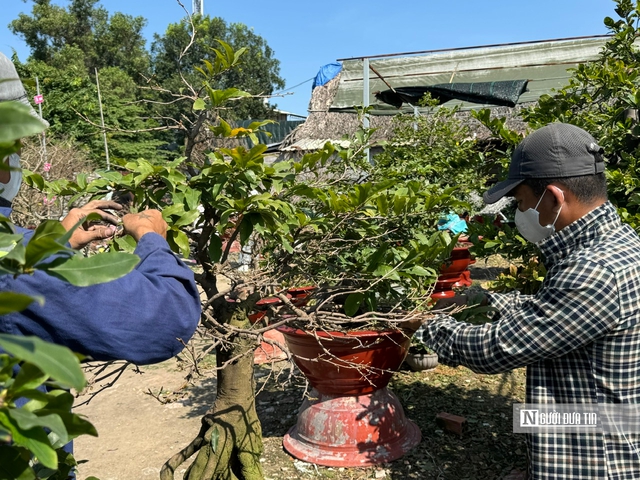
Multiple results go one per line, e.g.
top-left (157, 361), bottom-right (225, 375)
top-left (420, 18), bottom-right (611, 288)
top-left (283, 387), bottom-right (421, 467)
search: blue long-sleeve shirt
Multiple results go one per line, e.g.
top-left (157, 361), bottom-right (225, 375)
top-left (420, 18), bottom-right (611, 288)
top-left (0, 206), bottom-right (201, 365)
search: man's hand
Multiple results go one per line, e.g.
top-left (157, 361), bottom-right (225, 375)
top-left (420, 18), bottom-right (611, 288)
top-left (122, 209), bottom-right (167, 242)
top-left (61, 200), bottom-right (122, 249)
top-left (398, 317), bottom-right (427, 335)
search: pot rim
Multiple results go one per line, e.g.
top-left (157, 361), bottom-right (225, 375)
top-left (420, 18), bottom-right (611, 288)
top-left (276, 325), bottom-right (405, 339)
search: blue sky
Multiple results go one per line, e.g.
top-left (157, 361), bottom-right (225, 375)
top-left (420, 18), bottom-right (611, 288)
top-left (0, 0), bottom-right (618, 117)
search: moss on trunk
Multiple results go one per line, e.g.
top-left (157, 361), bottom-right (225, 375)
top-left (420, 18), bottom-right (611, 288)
top-left (161, 303), bottom-right (264, 480)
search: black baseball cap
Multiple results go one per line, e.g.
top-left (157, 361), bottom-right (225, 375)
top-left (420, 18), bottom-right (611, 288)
top-left (483, 123), bottom-right (606, 204)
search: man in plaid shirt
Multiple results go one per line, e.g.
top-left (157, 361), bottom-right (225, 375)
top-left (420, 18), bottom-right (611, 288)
top-left (410, 123), bottom-right (640, 479)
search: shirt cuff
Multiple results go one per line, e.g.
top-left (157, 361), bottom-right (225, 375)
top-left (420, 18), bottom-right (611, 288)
top-left (415, 314), bottom-right (466, 366)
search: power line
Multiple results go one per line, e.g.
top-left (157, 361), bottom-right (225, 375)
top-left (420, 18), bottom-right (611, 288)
top-left (274, 77), bottom-right (314, 95)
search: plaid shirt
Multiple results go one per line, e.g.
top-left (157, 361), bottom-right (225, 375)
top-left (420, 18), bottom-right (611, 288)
top-left (416, 202), bottom-right (640, 479)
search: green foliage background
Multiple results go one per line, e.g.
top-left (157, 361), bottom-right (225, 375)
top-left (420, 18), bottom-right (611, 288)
top-left (7, 0), bottom-right (285, 167)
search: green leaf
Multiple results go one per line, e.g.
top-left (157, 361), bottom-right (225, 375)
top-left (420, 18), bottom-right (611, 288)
top-left (161, 203), bottom-right (186, 219)
top-left (0, 293), bottom-right (42, 315)
top-left (238, 217), bottom-right (254, 245)
top-left (0, 335), bottom-right (85, 391)
top-left (2, 242), bottom-right (25, 265)
top-left (0, 102), bottom-right (47, 143)
top-left (344, 293), bottom-right (364, 317)
top-left (11, 363), bottom-right (48, 395)
top-left (7, 410), bottom-right (68, 445)
top-left (25, 237), bottom-right (73, 269)
top-left (48, 411), bottom-right (97, 440)
top-left (208, 234), bottom-right (222, 263)
top-left (174, 209), bottom-right (201, 228)
top-left (0, 410), bottom-right (57, 469)
top-left (406, 265), bottom-right (432, 276)
top-left (42, 252), bottom-right (139, 287)
top-left (208, 88), bottom-right (251, 108)
top-left (114, 235), bottom-right (137, 253)
top-left (193, 98), bottom-right (206, 111)
top-left (0, 233), bottom-right (22, 252)
top-left (366, 244), bottom-right (388, 272)
top-left (0, 445), bottom-right (35, 480)
top-left (171, 230), bottom-right (190, 258)
top-left (373, 264), bottom-right (401, 281)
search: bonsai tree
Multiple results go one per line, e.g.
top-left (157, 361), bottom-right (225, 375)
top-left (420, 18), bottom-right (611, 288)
top-left (22, 32), bottom-right (465, 477)
top-left (371, 94), bottom-right (488, 202)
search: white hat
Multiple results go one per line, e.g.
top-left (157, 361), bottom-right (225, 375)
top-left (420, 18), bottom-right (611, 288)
top-left (0, 51), bottom-right (49, 127)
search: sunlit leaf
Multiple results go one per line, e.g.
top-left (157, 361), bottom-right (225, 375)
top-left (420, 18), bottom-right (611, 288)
top-left (0, 335), bottom-right (85, 391)
top-left (0, 102), bottom-right (47, 143)
top-left (41, 252), bottom-right (139, 287)
top-left (0, 293), bottom-right (42, 315)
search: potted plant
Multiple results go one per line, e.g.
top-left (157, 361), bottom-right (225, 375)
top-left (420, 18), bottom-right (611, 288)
top-left (405, 337), bottom-right (439, 371)
top-left (254, 141), bottom-right (467, 465)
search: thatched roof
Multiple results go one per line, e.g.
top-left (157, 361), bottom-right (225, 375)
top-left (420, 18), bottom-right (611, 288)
top-left (280, 74), bottom-right (530, 152)
top-left (281, 76), bottom-right (394, 152)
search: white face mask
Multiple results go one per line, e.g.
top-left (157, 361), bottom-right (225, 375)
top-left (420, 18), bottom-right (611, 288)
top-left (514, 188), bottom-right (563, 244)
top-left (0, 154), bottom-right (22, 204)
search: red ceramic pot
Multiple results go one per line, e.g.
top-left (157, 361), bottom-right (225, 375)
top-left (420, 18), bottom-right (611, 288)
top-left (287, 286), bottom-right (317, 307)
top-left (287, 286), bottom-right (317, 296)
top-left (452, 245), bottom-right (472, 257)
top-left (255, 296), bottom-right (285, 310)
top-left (430, 290), bottom-right (456, 301)
top-left (439, 244), bottom-right (472, 275)
top-left (434, 275), bottom-right (461, 292)
top-left (283, 387), bottom-right (421, 467)
top-left (439, 256), bottom-right (471, 275)
top-left (248, 310), bottom-right (266, 324)
top-left (277, 326), bottom-right (410, 395)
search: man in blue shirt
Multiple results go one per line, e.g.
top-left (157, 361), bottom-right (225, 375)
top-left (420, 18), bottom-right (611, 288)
top-left (0, 51), bottom-right (201, 365)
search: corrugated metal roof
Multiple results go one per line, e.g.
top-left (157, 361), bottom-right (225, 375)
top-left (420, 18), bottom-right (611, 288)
top-left (331, 36), bottom-right (610, 114)
top-left (280, 138), bottom-right (351, 152)
top-left (237, 119), bottom-right (305, 147)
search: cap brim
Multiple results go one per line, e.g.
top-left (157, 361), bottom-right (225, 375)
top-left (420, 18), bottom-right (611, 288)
top-left (483, 178), bottom-right (524, 204)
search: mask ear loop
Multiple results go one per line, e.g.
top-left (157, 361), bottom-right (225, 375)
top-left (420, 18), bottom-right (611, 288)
top-left (533, 190), bottom-right (547, 210)
top-left (550, 186), bottom-right (565, 225)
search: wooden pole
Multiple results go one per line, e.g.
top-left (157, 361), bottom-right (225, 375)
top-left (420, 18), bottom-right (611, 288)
top-left (95, 68), bottom-right (110, 170)
top-left (35, 77), bottom-right (48, 179)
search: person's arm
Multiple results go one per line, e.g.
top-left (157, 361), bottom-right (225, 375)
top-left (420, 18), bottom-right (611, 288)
top-left (0, 211), bottom-right (201, 365)
top-left (415, 260), bottom-right (619, 374)
top-left (486, 290), bottom-right (534, 316)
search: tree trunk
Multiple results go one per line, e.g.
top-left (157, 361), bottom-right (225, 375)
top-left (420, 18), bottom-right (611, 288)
top-left (161, 303), bottom-right (264, 480)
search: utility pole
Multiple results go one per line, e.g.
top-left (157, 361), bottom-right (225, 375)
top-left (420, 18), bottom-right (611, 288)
top-left (193, 0), bottom-right (203, 15)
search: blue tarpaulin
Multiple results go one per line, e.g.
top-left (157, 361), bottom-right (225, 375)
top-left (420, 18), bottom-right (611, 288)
top-left (313, 63), bottom-right (342, 89)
